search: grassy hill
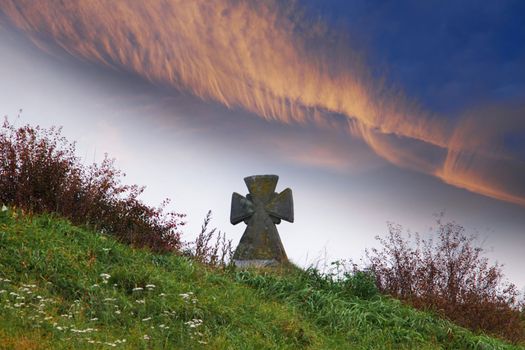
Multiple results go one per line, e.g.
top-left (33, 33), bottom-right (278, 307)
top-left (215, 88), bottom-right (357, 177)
top-left (0, 207), bottom-right (522, 349)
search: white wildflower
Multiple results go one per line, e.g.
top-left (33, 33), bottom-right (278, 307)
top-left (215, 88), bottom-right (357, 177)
top-left (179, 292), bottom-right (193, 299)
top-left (132, 287), bottom-right (143, 292)
top-left (141, 317), bottom-right (151, 322)
top-left (115, 310), bottom-right (121, 315)
top-left (102, 248), bottom-right (111, 252)
top-left (135, 299), bottom-right (145, 304)
top-left (1, 205), bottom-right (7, 212)
top-left (185, 318), bottom-right (203, 328)
top-left (90, 317), bottom-right (98, 321)
top-left (143, 334), bottom-right (150, 340)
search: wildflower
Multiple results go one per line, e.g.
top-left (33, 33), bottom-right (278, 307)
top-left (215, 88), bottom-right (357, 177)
top-left (132, 287), bottom-right (143, 292)
top-left (142, 317), bottom-right (152, 322)
top-left (115, 310), bottom-right (121, 315)
top-left (0, 290), bottom-right (6, 294)
top-left (90, 317), bottom-right (98, 321)
top-left (102, 248), bottom-right (111, 252)
top-left (1, 205), bottom-right (7, 212)
top-left (91, 284), bottom-right (99, 288)
top-left (135, 299), bottom-right (145, 304)
top-left (179, 292), bottom-right (193, 299)
top-left (159, 293), bottom-right (166, 297)
top-left (103, 298), bottom-right (116, 302)
top-left (143, 334), bottom-right (150, 340)
top-left (185, 318), bottom-right (203, 328)
top-left (100, 273), bottom-right (111, 284)
top-left (145, 284), bottom-right (156, 289)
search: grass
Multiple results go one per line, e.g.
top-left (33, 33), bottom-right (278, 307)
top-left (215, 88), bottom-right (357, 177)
top-left (0, 207), bottom-right (523, 349)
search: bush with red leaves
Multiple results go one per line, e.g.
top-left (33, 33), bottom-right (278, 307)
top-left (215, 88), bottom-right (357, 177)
top-left (365, 216), bottom-right (525, 343)
top-left (0, 118), bottom-right (185, 252)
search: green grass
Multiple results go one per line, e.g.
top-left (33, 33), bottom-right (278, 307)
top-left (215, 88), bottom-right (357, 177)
top-left (0, 208), bottom-right (523, 349)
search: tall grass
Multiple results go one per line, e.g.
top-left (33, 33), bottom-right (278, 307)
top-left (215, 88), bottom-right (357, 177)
top-left (234, 266), bottom-right (524, 349)
top-left (1, 208), bottom-right (523, 349)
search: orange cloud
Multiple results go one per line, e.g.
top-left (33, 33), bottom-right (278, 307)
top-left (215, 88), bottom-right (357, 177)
top-left (1, 0), bottom-right (523, 206)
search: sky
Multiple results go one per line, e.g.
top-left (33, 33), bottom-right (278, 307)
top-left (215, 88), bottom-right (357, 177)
top-left (0, 1), bottom-right (524, 289)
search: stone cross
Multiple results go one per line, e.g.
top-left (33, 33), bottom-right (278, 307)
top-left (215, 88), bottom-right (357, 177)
top-left (230, 175), bottom-right (294, 267)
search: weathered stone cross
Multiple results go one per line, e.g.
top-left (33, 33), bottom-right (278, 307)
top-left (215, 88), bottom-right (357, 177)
top-left (230, 175), bottom-right (294, 267)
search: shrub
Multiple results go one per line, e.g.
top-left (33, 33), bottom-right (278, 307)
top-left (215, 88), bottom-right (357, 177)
top-left (0, 118), bottom-right (185, 252)
top-left (365, 215), bottom-right (525, 343)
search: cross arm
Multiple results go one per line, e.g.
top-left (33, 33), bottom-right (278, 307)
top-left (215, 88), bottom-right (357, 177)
top-left (230, 192), bottom-right (254, 225)
top-left (266, 188), bottom-right (294, 223)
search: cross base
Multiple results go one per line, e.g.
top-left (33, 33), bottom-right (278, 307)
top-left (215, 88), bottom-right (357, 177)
top-left (233, 259), bottom-right (279, 268)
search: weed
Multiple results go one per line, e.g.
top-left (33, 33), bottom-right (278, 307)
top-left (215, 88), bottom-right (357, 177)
top-left (365, 215), bottom-right (525, 343)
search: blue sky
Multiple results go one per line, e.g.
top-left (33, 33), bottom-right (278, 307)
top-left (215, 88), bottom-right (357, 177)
top-left (304, 0), bottom-right (525, 113)
top-left (0, 1), bottom-right (524, 289)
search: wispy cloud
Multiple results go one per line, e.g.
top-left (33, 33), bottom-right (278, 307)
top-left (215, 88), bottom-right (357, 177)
top-left (1, 0), bottom-right (523, 206)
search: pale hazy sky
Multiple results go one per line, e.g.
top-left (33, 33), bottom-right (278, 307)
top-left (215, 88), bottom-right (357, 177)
top-left (1, 2), bottom-right (524, 290)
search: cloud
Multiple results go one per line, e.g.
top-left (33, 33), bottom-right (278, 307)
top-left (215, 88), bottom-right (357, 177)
top-left (1, 0), bottom-right (524, 206)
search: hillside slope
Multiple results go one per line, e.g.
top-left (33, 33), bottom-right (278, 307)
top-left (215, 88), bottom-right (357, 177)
top-left (0, 208), bottom-right (522, 349)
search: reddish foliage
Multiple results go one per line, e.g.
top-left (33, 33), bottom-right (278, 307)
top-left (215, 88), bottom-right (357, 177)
top-left (365, 216), bottom-right (525, 343)
top-left (0, 118), bottom-right (185, 252)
